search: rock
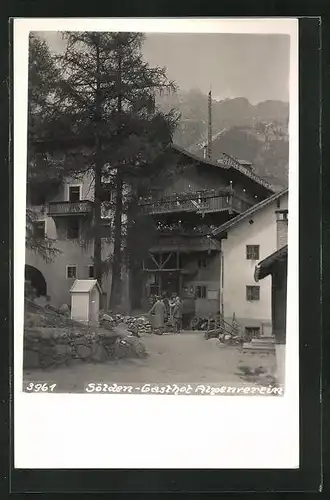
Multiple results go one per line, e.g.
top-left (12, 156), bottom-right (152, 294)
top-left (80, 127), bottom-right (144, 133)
top-left (56, 332), bottom-right (71, 344)
top-left (112, 324), bottom-right (130, 337)
top-left (102, 314), bottom-right (113, 322)
top-left (59, 303), bottom-right (70, 314)
top-left (120, 336), bottom-right (149, 358)
top-left (76, 344), bottom-right (92, 359)
top-left (90, 344), bottom-right (108, 362)
top-left (24, 350), bottom-right (40, 369)
top-left (224, 334), bottom-right (231, 341)
top-left (75, 337), bottom-right (91, 346)
top-left (54, 343), bottom-right (72, 363)
top-left (207, 337), bottom-right (220, 346)
top-left (100, 320), bottom-right (113, 331)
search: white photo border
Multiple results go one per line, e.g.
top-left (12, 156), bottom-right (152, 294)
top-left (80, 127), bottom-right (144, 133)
top-left (14, 17), bottom-right (299, 469)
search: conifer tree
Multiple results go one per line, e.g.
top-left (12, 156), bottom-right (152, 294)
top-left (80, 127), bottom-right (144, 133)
top-left (50, 31), bottom-right (178, 308)
top-left (26, 34), bottom-right (64, 261)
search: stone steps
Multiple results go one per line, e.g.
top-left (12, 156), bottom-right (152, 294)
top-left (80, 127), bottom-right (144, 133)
top-left (242, 340), bottom-right (275, 352)
top-left (251, 337), bottom-right (275, 347)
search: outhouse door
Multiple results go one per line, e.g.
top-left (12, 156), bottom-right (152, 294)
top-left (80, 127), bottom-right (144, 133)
top-left (89, 288), bottom-right (99, 326)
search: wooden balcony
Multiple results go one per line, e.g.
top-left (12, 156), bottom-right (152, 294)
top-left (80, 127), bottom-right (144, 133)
top-left (47, 200), bottom-right (93, 217)
top-left (149, 234), bottom-right (221, 253)
top-left (138, 191), bottom-right (252, 216)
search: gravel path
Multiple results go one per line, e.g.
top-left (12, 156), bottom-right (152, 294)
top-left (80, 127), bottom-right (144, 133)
top-left (23, 332), bottom-right (276, 392)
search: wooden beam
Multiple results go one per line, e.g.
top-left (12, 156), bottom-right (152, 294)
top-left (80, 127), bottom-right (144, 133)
top-left (149, 252), bottom-right (161, 269)
top-left (143, 268), bottom-right (181, 272)
top-left (160, 252), bottom-right (173, 269)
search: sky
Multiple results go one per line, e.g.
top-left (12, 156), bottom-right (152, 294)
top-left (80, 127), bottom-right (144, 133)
top-left (39, 32), bottom-right (290, 104)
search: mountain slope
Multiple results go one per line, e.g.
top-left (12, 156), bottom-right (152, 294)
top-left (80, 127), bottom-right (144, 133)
top-left (157, 89), bottom-right (289, 188)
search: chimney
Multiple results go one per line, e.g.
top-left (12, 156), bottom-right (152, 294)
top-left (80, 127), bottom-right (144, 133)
top-left (275, 209), bottom-right (288, 249)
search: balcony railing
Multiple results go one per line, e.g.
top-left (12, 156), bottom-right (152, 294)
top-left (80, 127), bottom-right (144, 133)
top-left (149, 234), bottom-right (221, 253)
top-left (139, 191), bottom-right (252, 216)
top-left (47, 200), bottom-right (93, 217)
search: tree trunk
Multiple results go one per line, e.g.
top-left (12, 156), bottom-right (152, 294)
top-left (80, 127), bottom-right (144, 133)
top-left (93, 34), bottom-right (103, 293)
top-left (109, 49), bottom-right (124, 311)
top-left (126, 197), bottom-right (138, 311)
top-left (93, 156), bottom-right (103, 286)
top-left (109, 169), bottom-right (123, 310)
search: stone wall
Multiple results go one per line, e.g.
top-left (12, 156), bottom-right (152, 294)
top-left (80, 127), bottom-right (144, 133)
top-left (24, 326), bottom-right (149, 369)
top-left (23, 300), bottom-right (149, 370)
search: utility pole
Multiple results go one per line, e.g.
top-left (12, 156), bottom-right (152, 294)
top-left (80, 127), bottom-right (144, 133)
top-left (207, 89), bottom-right (212, 160)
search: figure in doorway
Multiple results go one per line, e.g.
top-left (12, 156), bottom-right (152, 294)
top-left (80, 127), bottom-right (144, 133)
top-left (149, 296), bottom-right (166, 335)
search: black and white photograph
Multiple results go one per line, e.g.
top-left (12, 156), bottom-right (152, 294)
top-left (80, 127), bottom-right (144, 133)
top-left (14, 18), bottom-right (299, 469)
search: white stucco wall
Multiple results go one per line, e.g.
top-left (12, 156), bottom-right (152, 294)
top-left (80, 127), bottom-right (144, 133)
top-left (50, 171), bottom-right (95, 203)
top-left (221, 192), bottom-right (288, 330)
top-left (26, 239), bottom-right (112, 308)
top-left (25, 173), bottom-right (113, 308)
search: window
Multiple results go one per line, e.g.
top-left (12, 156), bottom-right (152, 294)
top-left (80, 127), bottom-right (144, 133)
top-left (277, 210), bottom-right (288, 221)
top-left (198, 258), bottom-right (208, 268)
top-left (245, 327), bottom-right (261, 340)
top-left (66, 265), bottom-right (77, 279)
top-left (66, 218), bottom-right (80, 239)
top-left (246, 286), bottom-right (260, 301)
top-left (33, 221), bottom-right (45, 238)
top-left (196, 285), bottom-right (207, 299)
top-left (69, 186), bottom-right (81, 202)
top-left (88, 265), bottom-right (95, 278)
top-left (246, 245), bottom-right (260, 260)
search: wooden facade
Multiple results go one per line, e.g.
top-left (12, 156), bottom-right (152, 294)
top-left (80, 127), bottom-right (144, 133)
top-left (136, 145), bottom-right (274, 314)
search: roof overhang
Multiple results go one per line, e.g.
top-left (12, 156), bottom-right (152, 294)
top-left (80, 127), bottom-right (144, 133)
top-left (212, 188), bottom-right (288, 240)
top-left (70, 279), bottom-right (103, 294)
top-left (254, 245), bottom-right (288, 282)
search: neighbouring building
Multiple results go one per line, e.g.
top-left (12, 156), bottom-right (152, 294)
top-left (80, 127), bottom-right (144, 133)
top-left (136, 143), bottom-right (275, 323)
top-left (254, 208), bottom-right (288, 385)
top-left (25, 171), bottom-right (113, 309)
top-left (211, 189), bottom-right (288, 337)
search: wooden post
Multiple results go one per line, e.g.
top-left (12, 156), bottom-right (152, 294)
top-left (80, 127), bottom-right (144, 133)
top-left (179, 272), bottom-right (183, 296)
top-left (159, 273), bottom-right (162, 296)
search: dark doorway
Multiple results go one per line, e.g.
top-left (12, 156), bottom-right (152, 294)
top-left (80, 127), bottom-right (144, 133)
top-left (162, 271), bottom-right (180, 297)
top-left (25, 265), bottom-right (47, 297)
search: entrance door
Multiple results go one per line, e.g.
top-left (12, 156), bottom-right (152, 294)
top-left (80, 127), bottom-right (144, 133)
top-left (162, 271), bottom-right (180, 297)
top-left (89, 289), bottom-right (99, 326)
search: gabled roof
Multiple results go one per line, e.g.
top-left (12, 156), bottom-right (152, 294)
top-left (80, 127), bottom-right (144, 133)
top-left (254, 245), bottom-right (288, 281)
top-left (70, 279), bottom-right (102, 294)
top-left (170, 143), bottom-right (274, 192)
top-left (212, 188), bottom-right (288, 238)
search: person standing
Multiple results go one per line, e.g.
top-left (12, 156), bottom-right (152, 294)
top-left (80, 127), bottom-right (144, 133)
top-left (162, 292), bottom-right (169, 324)
top-left (169, 293), bottom-right (177, 328)
top-left (149, 296), bottom-right (166, 334)
top-left (173, 296), bottom-right (183, 334)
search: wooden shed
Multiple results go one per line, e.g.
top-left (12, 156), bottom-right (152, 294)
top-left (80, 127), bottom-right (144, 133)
top-left (70, 279), bottom-right (102, 327)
